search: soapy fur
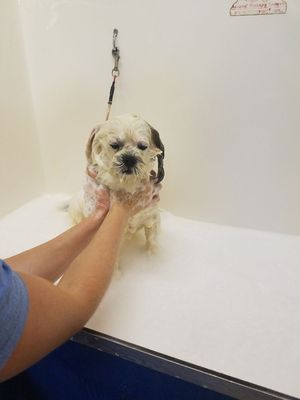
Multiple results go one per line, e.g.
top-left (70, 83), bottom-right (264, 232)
top-left (69, 114), bottom-right (165, 258)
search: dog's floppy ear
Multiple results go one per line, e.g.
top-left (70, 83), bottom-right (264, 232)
top-left (86, 125), bottom-right (101, 165)
top-left (149, 124), bottom-right (165, 183)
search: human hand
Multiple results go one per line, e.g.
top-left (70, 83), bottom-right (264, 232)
top-left (84, 167), bottom-right (111, 217)
top-left (111, 177), bottom-right (162, 217)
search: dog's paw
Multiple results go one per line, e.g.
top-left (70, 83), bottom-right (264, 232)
top-left (146, 241), bottom-right (158, 256)
top-left (113, 267), bottom-right (122, 279)
top-left (112, 259), bottom-right (122, 279)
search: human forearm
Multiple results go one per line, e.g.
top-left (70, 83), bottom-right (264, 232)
top-left (58, 204), bottom-right (129, 318)
top-left (5, 212), bottom-right (107, 282)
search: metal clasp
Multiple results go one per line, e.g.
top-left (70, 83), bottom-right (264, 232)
top-left (112, 28), bottom-right (120, 77)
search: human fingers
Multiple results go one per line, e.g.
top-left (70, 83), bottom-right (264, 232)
top-left (86, 166), bottom-right (98, 179)
top-left (152, 183), bottom-right (162, 197)
top-left (95, 187), bottom-right (111, 210)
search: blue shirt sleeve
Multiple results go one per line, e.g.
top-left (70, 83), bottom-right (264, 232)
top-left (0, 259), bottom-right (29, 370)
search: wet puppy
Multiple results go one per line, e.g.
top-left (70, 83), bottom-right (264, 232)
top-left (69, 114), bottom-right (165, 253)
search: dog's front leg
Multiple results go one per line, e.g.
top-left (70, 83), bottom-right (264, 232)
top-left (113, 233), bottom-right (126, 277)
top-left (144, 218), bottom-right (160, 254)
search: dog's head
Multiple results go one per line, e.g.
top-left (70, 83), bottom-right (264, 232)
top-left (86, 114), bottom-right (165, 191)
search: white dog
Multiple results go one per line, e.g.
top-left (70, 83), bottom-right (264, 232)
top-left (69, 114), bottom-right (165, 254)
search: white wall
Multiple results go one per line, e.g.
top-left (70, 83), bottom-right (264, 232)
top-left (18, 0), bottom-right (300, 235)
top-left (0, 0), bottom-right (44, 217)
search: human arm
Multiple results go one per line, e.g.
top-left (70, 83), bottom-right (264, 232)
top-left (4, 209), bottom-right (108, 282)
top-left (5, 189), bottom-right (110, 282)
top-left (0, 183), bottom-right (159, 382)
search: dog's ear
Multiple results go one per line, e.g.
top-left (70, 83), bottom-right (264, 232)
top-left (86, 125), bottom-right (101, 164)
top-left (149, 124), bottom-right (165, 183)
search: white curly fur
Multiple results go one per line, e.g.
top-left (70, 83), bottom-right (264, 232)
top-left (69, 114), bottom-right (164, 255)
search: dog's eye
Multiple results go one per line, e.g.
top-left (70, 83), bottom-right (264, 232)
top-left (137, 143), bottom-right (148, 151)
top-left (110, 143), bottom-right (120, 150)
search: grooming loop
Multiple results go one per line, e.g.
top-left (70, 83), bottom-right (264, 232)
top-left (106, 29), bottom-right (120, 121)
top-left (112, 29), bottom-right (120, 77)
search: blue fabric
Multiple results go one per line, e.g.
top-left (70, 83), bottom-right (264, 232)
top-left (0, 259), bottom-right (29, 370)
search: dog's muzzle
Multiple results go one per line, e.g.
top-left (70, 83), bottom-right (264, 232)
top-left (117, 153), bottom-right (142, 175)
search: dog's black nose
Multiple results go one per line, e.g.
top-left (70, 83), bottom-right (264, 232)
top-left (122, 154), bottom-right (137, 168)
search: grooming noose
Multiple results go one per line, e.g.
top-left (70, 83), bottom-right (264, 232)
top-left (105, 29), bottom-right (120, 121)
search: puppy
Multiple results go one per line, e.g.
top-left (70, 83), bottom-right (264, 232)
top-left (69, 114), bottom-right (165, 255)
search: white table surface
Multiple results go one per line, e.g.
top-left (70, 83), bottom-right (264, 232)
top-left (1, 194), bottom-right (300, 398)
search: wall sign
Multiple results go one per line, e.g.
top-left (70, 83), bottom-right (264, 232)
top-left (230, 0), bottom-right (287, 16)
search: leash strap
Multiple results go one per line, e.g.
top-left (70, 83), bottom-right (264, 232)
top-left (106, 29), bottom-right (120, 121)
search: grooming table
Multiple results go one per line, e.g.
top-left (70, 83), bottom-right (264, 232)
top-left (1, 194), bottom-right (299, 400)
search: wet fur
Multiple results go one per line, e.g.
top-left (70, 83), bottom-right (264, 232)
top-left (69, 114), bottom-right (165, 256)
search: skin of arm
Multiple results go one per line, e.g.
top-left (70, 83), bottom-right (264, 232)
top-left (0, 182), bottom-right (159, 382)
top-left (4, 209), bottom-right (108, 282)
top-left (0, 203), bottom-right (130, 382)
top-left (5, 187), bottom-right (111, 282)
